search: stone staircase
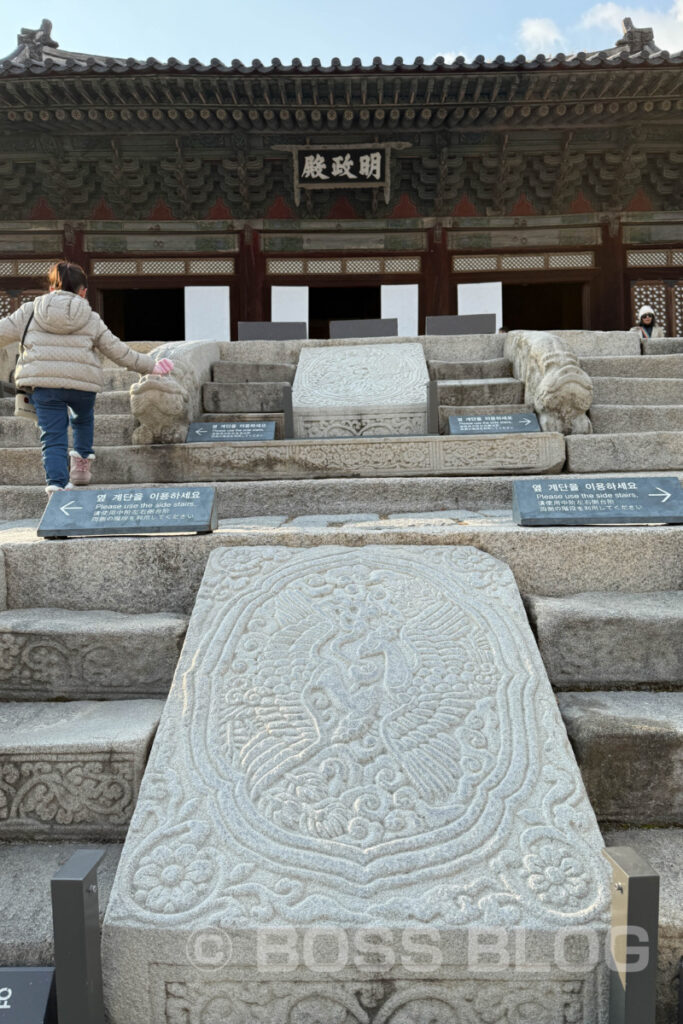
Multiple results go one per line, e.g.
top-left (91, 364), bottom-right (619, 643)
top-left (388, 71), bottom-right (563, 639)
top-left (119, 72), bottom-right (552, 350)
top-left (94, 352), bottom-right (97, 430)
top-left (0, 331), bottom-right (681, 1020)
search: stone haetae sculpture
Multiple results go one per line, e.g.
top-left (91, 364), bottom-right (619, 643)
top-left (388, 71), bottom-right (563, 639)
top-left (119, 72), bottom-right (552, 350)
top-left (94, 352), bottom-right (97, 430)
top-left (504, 330), bottom-right (593, 435)
top-left (130, 341), bottom-right (221, 445)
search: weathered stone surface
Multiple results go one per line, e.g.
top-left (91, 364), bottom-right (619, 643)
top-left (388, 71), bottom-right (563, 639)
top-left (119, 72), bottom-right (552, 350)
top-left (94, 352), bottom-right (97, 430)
top-left (581, 354), bottom-right (683, 378)
top-left (504, 331), bottom-right (593, 434)
top-left (0, 608), bottom-right (187, 700)
top-left (429, 358), bottom-right (512, 380)
top-left (293, 342), bottom-right (429, 438)
top-left (0, 433), bottom-right (567, 485)
top-left (211, 361), bottom-right (296, 383)
top-left (566, 432), bottom-right (683, 472)
top-left (0, 700), bottom-right (163, 840)
top-left (100, 368), bottom-right (140, 390)
top-left (437, 378), bottom-right (523, 405)
top-left (0, 413), bottom-right (134, 448)
top-left (202, 381), bottom-right (290, 414)
top-left (2, 514), bottom-right (682, 615)
top-left (602, 827), bottom-right (683, 1024)
top-left (643, 338), bottom-right (683, 355)
top-left (558, 692), bottom-right (683, 824)
top-left (526, 592), bottom-right (683, 688)
top-left (591, 377), bottom-right (683, 405)
top-left (92, 391), bottom-right (131, 414)
top-left (0, 842), bottom-right (122, 965)
top-left (589, 405), bottom-right (683, 433)
top-left (551, 330), bottom-right (641, 357)
top-left (103, 545), bottom-right (610, 1024)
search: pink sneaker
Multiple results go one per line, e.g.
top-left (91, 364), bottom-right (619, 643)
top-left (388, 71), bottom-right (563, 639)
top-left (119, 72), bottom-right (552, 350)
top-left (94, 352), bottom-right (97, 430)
top-left (69, 451), bottom-right (95, 486)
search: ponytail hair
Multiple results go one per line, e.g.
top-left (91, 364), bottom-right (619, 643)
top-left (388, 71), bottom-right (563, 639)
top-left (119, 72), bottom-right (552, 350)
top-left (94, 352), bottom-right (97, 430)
top-left (47, 260), bottom-right (87, 295)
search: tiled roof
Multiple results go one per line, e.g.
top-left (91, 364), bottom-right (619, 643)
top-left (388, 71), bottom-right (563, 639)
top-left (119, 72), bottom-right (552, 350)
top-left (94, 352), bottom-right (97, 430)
top-left (1, 17), bottom-right (681, 75)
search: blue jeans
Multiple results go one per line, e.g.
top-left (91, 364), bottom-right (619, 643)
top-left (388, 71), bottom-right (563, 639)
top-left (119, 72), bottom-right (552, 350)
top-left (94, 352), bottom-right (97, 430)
top-left (31, 388), bottom-right (97, 488)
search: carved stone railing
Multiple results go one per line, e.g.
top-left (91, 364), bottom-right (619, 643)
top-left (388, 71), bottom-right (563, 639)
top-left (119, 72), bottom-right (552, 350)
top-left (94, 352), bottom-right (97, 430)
top-left (130, 340), bottom-right (221, 445)
top-left (504, 330), bottom-right (593, 435)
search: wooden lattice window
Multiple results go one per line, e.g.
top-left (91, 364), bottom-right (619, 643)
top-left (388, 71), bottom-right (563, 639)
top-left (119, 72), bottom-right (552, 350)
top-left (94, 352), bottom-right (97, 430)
top-left (629, 280), bottom-right (683, 336)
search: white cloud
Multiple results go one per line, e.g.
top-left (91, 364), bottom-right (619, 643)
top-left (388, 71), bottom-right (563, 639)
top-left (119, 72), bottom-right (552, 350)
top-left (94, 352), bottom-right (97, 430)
top-left (580, 1), bottom-right (683, 52)
top-left (519, 17), bottom-right (565, 54)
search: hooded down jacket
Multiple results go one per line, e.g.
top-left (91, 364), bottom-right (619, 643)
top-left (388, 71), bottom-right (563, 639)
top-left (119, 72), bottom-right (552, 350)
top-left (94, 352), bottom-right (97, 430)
top-left (0, 291), bottom-right (156, 392)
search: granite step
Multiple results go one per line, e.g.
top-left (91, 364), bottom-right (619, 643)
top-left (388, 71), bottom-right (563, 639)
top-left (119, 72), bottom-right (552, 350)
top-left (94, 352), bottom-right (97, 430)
top-left (581, 354), bottom-right (683, 378)
top-left (100, 368), bottom-right (140, 390)
top-left (589, 405), bottom-right (683, 434)
top-left (436, 378), bottom-right (524, 405)
top-left (558, 692), bottom-right (683, 826)
top-left (566, 431), bottom-right (683, 472)
top-left (526, 591), bottom-right (683, 690)
top-left (212, 360), bottom-right (296, 384)
top-left (0, 699), bottom-right (163, 840)
top-left (0, 413), bottom-right (134, 448)
top-left (591, 377), bottom-right (683, 405)
top-left (0, 433), bottom-right (566, 486)
top-left (1, 514), bottom-right (681, 615)
top-left (203, 381), bottom-right (291, 414)
top-left (429, 358), bottom-right (513, 380)
top-left (0, 841), bottom-right (122, 966)
top-left (600, 827), bottom-right (683, 1024)
top-left (0, 608), bottom-right (187, 700)
top-left (1, 470), bottom-right (681, 524)
top-left (643, 338), bottom-right (683, 355)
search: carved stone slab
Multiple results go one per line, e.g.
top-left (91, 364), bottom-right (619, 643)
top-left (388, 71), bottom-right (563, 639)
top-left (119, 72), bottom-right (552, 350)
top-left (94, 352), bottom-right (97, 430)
top-left (292, 342), bottom-right (429, 438)
top-left (103, 546), bottom-right (610, 1024)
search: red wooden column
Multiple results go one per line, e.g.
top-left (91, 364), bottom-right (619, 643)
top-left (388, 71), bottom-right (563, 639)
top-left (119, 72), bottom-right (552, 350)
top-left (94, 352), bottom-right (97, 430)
top-left (591, 218), bottom-right (627, 331)
top-left (421, 224), bottom-right (451, 331)
top-left (233, 226), bottom-right (268, 338)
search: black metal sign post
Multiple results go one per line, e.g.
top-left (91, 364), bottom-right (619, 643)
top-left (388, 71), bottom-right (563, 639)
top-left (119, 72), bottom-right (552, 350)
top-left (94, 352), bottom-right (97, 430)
top-left (603, 846), bottom-right (659, 1024)
top-left (427, 380), bottom-right (440, 434)
top-left (51, 849), bottom-right (106, 1024)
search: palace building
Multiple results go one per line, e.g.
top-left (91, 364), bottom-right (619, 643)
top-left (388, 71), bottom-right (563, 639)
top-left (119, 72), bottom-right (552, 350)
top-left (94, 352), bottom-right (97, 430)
top-left (0, 16), bottom-right (682, 340)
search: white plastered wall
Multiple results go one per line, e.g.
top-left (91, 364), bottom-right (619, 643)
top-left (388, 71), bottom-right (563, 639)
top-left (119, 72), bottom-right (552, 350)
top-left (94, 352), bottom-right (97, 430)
top-left (184, 286), bottom-right (231, 341)
top-left (271, 286), bottom-right (309, 330)
top-left (381, 284), bottom-right (419, 336)
top-left (456, 282), bottom-right (503, 330)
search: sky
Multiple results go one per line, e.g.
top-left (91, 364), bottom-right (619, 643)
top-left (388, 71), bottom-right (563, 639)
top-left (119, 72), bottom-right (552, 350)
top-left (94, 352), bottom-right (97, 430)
top-left (1, 0), bottom-right (683, 65)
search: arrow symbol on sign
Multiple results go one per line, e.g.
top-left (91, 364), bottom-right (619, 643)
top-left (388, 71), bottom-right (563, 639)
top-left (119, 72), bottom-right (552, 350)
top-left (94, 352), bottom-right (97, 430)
top-left (195, 427), bottom-right (208, 435)
top-left (648, 486), bottom-right (671, 502)
top-left (519, 418), bottom-right (532, 425)
top-left (60, 500), bottom-right (83, 516)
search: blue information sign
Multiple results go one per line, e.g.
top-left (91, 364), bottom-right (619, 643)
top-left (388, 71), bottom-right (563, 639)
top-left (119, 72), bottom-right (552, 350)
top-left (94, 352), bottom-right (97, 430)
top-left (513, 476), bottom-right (683, 526)
top-left (448, 413), bottom-right (540, 435)
top-left (0, 968), bottom-right (56, 1023)
top-left (37, 486), bottom-right (218, 538)
top-left (186, 421), bottom-right (276, 443)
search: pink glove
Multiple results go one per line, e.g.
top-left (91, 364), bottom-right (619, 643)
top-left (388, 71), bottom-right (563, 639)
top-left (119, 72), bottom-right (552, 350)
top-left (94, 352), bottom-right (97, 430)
top-left (152, 358), bottom-right (174, 375)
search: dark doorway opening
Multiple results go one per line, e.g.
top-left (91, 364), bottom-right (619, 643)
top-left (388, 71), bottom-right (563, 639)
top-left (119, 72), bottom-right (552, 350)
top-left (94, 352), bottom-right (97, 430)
top-left (502, 282), bottom-right (585, 331)
top-left (309, 286), bottom-right (381, 339)
top-left (101, 289), bottom-right (185, 342)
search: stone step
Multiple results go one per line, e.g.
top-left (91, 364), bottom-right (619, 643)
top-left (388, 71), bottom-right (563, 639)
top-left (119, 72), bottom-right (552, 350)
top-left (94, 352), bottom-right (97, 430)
top-left (0, 433), bottom-right (566, 486)
top-left (526, 591), bottom-right (683, 689)
top-left (566, 431), bottom-right (683, 472)
top-left (0, 413), bottom-right (134, 448)
top-left (436, 378), bottom-right (524, 405)
top-left (429, 358), bottom-right (512, 380)
top-left (600, 827), bottom-right (683, 1024)
top-left (1, 470), bottom-right (681, 525)
top-left (100, 341), bottom-right (159, 367)
top-left (0, 841), bottom-right (122, 966)
top-left (591, 377), bottom-right (683, 405)
top-left (581, 354), bottom-right (683, 378)
top-left (1, 392), bottom-right (131, 417)
top-left (1, 514), bottom-right (681, 615)
top-left (203, 381), bottom-right (290, 414)
top-left (558, 692), bottom-right (683, 826)
top-left (0, 608), bottom-right (187, 700)
top-left (643, 338), bottom-right (683, 355)
top-left (589, 405), bottom-right (683, 433)
top-left (0, 700), bottom-right (163, 840)
top-left (100, 368), bottom-right (140, 390)
top-left (212, 360), bottom-right (296, 384)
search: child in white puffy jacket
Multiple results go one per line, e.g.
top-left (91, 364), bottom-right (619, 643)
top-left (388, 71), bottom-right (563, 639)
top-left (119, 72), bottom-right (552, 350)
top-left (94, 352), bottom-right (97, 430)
top-left (0, 260), bottom-right (173, 494)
